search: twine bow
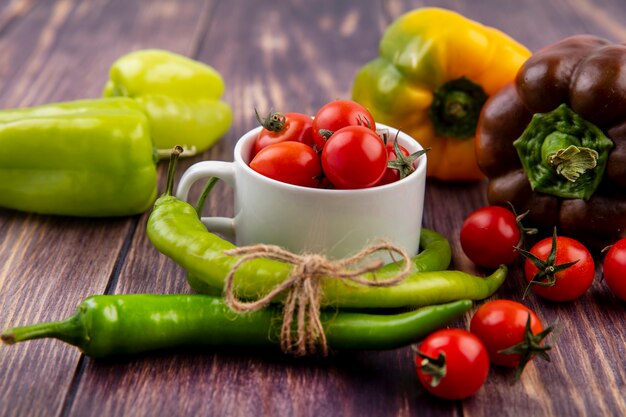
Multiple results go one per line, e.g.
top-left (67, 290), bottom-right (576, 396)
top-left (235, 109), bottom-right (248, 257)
top-left (223, 242), bottom-right (412, 356)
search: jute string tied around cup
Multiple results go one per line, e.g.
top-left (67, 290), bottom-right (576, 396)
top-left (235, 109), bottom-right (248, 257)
top-left (223, 241), bottom-right (412, 357)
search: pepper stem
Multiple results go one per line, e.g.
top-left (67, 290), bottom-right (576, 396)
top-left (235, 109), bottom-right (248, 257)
top-left (195, 177), bottom-right (219, 218)
top-left (550, 145), bottom-right (599, 182)
top-left (156, 145), bottom-right (197, 159)
top-left (513, 104), bottom-right (613, 200)
top-left (541, 131), bottom-right (599, 182)
top-left (1, 313), bottom-right (85, 349)
top-left (165, 146), bottom-right (184, 196)
top-left (429, 77), bottom-right (488, 139)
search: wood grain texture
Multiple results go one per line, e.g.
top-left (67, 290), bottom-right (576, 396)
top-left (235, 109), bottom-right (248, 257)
top-left (0, 1), bottom-right (209, 416)
top-left (0, 213), bottom-right (134, 417)
top-left (0, 0), bottom-right (625, 416)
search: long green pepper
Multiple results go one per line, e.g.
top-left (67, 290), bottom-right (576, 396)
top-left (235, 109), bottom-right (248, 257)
top-left (1, 295), bottom-right (472, 358)
top-left (146, 152), bottom-right (507, 308)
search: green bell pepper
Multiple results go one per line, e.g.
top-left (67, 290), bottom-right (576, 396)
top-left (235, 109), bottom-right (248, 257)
top-left (103, 49), bottom-right (232, 157)
top-left (0, 97), bottom-right (157, 217)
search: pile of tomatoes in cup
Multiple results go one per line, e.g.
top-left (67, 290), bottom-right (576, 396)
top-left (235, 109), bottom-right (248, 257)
top-left (249, 99), bottom-right (426, 189)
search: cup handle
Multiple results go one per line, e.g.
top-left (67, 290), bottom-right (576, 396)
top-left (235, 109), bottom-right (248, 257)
top-left (175, 161), bottom-right (236, 241)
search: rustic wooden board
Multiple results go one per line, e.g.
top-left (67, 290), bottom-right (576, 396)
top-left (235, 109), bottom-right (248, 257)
top-left (67, 1), bottom-right (441, 416)
top-left (0, 0), bottom-right (625, 416)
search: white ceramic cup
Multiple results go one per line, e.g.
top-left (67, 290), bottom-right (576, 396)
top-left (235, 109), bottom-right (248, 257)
top-left (176, 123), bottom-right (427, 262)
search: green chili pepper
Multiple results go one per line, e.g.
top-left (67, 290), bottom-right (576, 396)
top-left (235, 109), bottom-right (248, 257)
top-left (0, 98), bottom-right (157, 216)
top-left (103, 49), bottom-right (232, 157)
top-left (182, 227), bottom-right (452, 295)
top-left (1, 295), bottom-right (472, 358)
top-left (146, 153), bottom-right (506, 308)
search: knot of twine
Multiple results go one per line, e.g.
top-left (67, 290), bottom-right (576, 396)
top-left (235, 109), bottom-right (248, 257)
top-left (223, 242), bottom-right (412, 356)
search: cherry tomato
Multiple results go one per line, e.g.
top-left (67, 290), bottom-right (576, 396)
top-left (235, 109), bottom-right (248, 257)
top-left (320, 125), bottom-right (387, 189)
top-left (312, 99), bottom-right (376, 150)
top-left (250, 141), bottom-right (321, 188)
top-left (378, 140), bottom-right (410, 185)
top-left (253, 111), bottom-right (314, 156)
top-left (470, 300), bottom-right (545, 368)
top-left (521, 231), bottom-right (594, 301)
top-left (460, 206), bottom-right (521, 269)
top-left (415, 329), bottom-right (489, 400)
top-left (602, 238), bottom-right (626, 301)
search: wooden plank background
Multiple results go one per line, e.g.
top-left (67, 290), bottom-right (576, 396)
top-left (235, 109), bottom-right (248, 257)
top-left (0, 0), bottom-right (624, 416)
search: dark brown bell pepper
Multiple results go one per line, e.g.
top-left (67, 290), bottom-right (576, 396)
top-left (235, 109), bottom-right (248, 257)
top-left (476, 35), bottom-right (626, 248)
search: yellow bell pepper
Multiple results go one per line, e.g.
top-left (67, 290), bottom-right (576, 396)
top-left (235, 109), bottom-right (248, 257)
top-left (352, 8), bottom-right (530, 181)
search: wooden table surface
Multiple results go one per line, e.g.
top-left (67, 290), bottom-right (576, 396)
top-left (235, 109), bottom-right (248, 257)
top-left (0, 0), bottom-right (625, 416)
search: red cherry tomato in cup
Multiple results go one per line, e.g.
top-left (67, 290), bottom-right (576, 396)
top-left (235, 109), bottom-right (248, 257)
top-left (253, 111), bottom-right (314, 156)
top-left (602, 238), bottom-right (626, 301)
top-left (470, 300), bottom-right (545, 368)
top-left (312, 99), bottom-right (376, 150)
top-left (522, 232), bottom-right (594, 301)
top-left (460, 206), bottom-right (521, 269)
top-left (320, 125), bottom-right (387, 189)
top-left (415, 329), bottom-right (489, 400)
top-left (378, 140), bottom-right (410, 185)
top-left (250, 141), bottom-right (321, 188)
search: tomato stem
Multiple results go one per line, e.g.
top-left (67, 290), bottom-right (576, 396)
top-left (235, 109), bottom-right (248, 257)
top-left (319, 129), bottom-right (334, 141)
top-left (516, 228), bottom-right (579, 299)
top-left (498, 314), bottom-right (559, 383)
top-left (356, 113), bottom-right (372, 129)
top-left (415, 350), bottom-right (447, 387)
top-left (377, 129), bottom-right (390, 144)
top-left (386, 132), bottom-right (430, 180)
top-left (255, 108), bottom-right (286, 132)
top-left (506, 202), bottom-right (538, 250)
